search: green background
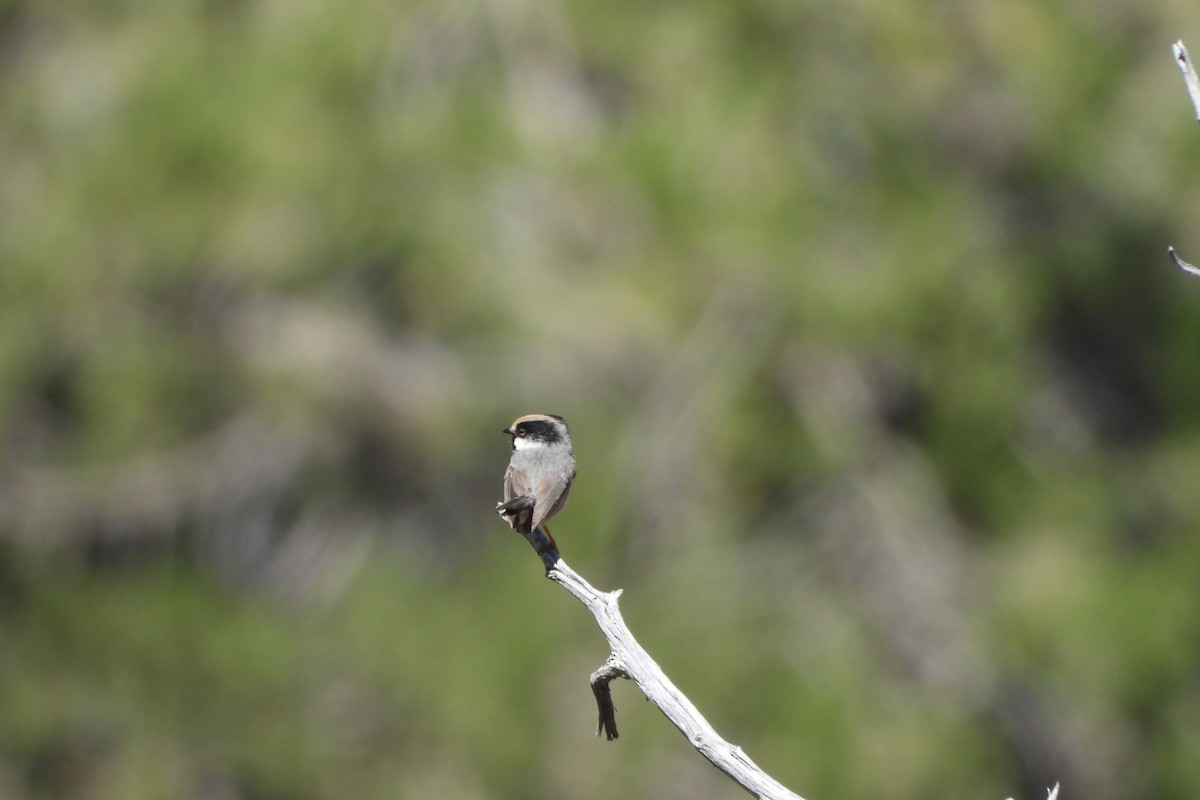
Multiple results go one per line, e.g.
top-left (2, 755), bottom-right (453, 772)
top-left (3, 1), bottom-right (1200, 798)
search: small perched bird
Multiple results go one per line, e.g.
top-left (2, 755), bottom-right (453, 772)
top-left (496, 413), bottom-right (576, 551)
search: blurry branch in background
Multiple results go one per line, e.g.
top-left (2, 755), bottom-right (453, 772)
top-left (1167, 246), bottom-right (1200, 277)
top-left (787, 354), bottom-right (1112, 797)
top-left (224, 294), bottom-right (469, 419)
top-left (514, 528), bottom-right (803, 800)
top-left (1169, 41), bottom-right (1200, 273)
top-left (1172, 41), bottom-right (1200, 123)
top-left (0, 415), bottom-right (308, 548)
top-left (614, 284), bottom-right (775, 562)
top-left (0, 415), bottom-right (371, 602)
top-left (0, 291), bottom-right (469, 599)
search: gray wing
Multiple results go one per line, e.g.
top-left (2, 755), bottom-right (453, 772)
top-left (502, 464), bottom-right (573, 533)
top-left (530, 465), bottom-right (575, 531)
top-left (500, 465), bottom-right (540, 533)
top-left (502, 463), bottom-right (525, 504)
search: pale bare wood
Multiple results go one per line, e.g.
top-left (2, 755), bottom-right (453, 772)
top-left (1168, 245), bottom-right (1200, 277)
top-left (512, 525), bottom-right (803, 800)
top-left (1173, 41), bottom-right (1200, 123)
top-left (1170, 41), bottom-right (1200, 273)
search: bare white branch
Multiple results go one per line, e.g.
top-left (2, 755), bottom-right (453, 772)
top-left (1173, 41), bottom-right (1200, 123)
top-left (1168, 245), bottom-right (1200, 277)
top-left (1168, 42), bottom-right (1200, 270)
top-left (519, 532), bottom-right (803, 800)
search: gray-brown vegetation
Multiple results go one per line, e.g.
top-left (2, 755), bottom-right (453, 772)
top-left (2, 2), bottom-right (1200, 798)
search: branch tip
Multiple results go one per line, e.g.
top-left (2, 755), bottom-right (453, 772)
top-left (1171, 39), bottom-right (1200, 123)
top-left (1169, 246), bottom-right (1200, 277)
top-left (536, 548), bottom-right (805, 797)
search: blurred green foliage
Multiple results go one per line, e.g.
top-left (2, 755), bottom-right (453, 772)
top-left (3, 0), bottom-right (1200, 798)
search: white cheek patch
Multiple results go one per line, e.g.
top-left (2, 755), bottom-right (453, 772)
top-left (513, 437), bottom-right (544, 451)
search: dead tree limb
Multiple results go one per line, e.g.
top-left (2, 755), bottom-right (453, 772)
top-left (514, 526), bottom-right (804, 800)
top-left (1168, 245), bottom-right (1200, 277)
top-left (1173, 41), bottom-right (1200, 123)
top-left (1170, 41), bottom-right (1200, 272)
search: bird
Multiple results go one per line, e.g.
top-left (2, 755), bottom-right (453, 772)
top-left (496, 413), bottom-right (576, 552)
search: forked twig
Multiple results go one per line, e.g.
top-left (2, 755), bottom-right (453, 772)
top-left (589, 656), bottom-right (629, 741)
top-left (512, 526), bottom-right (803, 800)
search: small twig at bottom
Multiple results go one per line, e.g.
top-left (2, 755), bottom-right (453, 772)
top-left (590, 656), bottom-right (630, 740)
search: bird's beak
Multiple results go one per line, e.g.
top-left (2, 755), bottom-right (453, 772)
top-left (502, 427), bottom-right (514, 435)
